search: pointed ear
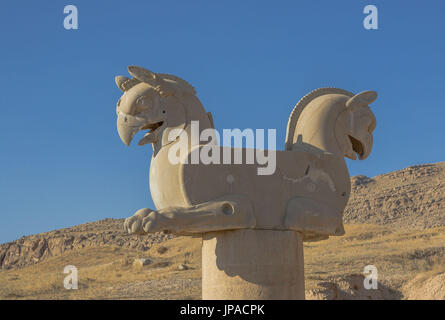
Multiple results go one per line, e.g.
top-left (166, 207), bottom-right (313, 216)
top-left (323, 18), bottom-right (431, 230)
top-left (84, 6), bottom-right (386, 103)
top-left (128, 66), bottom-right (157, 84)
top-left (346, 91), bottom-right (377, 111)
top-left (115, 76), bottom-right (130, 92)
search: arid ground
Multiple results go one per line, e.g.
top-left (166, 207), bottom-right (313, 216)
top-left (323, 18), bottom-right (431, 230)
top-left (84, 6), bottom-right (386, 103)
top-left (1, 162), bottom-right (444, 299)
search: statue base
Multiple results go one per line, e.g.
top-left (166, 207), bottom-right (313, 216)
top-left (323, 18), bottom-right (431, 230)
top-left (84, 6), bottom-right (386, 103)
top-left (202, 229), bottom-right (305, 300)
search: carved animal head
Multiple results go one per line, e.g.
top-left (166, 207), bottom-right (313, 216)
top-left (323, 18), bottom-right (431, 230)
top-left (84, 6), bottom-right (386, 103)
top-left (287, 88), bottom-right (377, 160)
top-left (115, 66), bottom-right (206, 148)
top-left (343, 91), bottom-right (377, 160)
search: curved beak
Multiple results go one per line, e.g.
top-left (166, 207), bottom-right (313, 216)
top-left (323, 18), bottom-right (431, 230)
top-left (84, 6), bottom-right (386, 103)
top-left (116, 111), bottom-right (145, 146)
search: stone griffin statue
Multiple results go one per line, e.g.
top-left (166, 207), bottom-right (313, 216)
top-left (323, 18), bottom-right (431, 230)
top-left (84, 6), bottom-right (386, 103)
top-left (116, 66), bottom-right (377, 242)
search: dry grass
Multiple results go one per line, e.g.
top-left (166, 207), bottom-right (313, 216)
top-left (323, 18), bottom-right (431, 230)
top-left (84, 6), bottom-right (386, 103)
top-left (304, 224), bottom-right (445, 293)
top-left (0, 224), bottom-right (443, 299)
top-left (0, 237), bottom-right (202, 299)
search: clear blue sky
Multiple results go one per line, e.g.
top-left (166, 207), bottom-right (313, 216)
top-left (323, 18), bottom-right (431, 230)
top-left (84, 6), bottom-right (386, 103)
top-left (0, 1), bottom-right (444, 243)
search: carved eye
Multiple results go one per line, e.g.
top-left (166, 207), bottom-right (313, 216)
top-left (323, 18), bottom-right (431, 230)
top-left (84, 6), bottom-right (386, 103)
top-left (135, 96), bottom-right (151, 113)
top-left (136, 96), bottom-right (147, 105)
top-left (162, 110), bottom-right (166, 114)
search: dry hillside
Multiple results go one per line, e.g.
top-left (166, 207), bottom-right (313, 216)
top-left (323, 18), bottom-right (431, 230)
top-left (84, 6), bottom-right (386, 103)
top-left (0, 162), bottom-right (444, 299)
top-left (345, 162), bottom-right (444, 229)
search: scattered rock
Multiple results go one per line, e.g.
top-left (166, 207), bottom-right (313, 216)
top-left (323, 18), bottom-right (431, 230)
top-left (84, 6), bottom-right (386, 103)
top-left (133, 258), bottom-right (152, 268)
top-left (305, 274), bottom-right (402, 300)
top-left (0, 218), bottom-right (174, 270)
top-left (151, 261), bottom-right (171, 268)
top-left (156, 246), bottom-right (168, 254)
top-left (351, 175), bottom-right (375, 186)
top-left (178, 264), bottom-right (188, 271)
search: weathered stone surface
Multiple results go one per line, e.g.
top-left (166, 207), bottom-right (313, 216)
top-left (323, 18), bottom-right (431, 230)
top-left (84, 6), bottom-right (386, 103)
top-left (113, 66), bottom-right (379, 300)
top-left (116, 67), bottom-right (377, 239)
top-left (202, 230), bottom-right (305, 300)
top-left (114, 66), bottom-right (378, 300)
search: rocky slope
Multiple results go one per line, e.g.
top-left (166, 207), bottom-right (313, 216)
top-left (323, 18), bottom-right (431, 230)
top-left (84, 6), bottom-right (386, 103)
top-left (1, 162), bottom-right (444, 270)
top-left (0, 219), bottom-right (173, 270)
top-left (344, 162), bottom-right (444, 229)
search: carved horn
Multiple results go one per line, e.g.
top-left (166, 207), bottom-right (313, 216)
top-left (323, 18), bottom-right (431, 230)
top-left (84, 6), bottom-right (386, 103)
top-left (115, 76), bottom-right (130, 92)
top-left (346, 91), bottom-right (377, 111)
top-left (128, 66), bottom-right (157, 84)
top-left (115, 75), bottom-right (141, 92)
